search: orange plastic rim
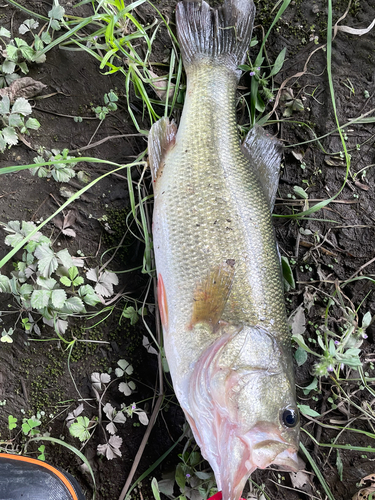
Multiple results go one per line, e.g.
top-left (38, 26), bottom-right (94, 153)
top-left (0, 453), bottom-right (78, 500)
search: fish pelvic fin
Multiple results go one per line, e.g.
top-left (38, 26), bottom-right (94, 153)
top-left (176, 0), bottom-right (256, 74)
top-left (148, 117), bottom-right (177, 184)
top-left (241, 125), bottom-right (283, 212)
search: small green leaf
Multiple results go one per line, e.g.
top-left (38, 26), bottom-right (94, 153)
top-left (51, 289), bottom-right (67, 308)
top-left (60, 276), bottom-right (72, 287)
top-left (78, 285), bottom-right (100, 306)
top-left (2, 60), bottom-right (16, 74)
top-left (68, 266), bottom-right (79, 281)
top-left (295, 346), bottom-right (308, 367)
top-left (175, 462), bottom-right (186, 491)
top-left (336, 450), bottom-right (343, 481)
top-left (34, 244), bottom-right (58, 277)
top-left (50, 19), bottom-right (61, 31)
top-left (293, 185), bottom-right (308, 199)
top-left (62, 296), bottom-right (85, 313)
top-left (38, 445), bottom-right (46, 461)
top-left (2, 126), bottom-right (18, 146)
top-left (298, 404), bottom-right (320, 418)
top-left (22, 418), bottom-right (41, 436)
top-left (8, 113), bottom-right (23, 128)
top-left (269, 47), bottom-right (286, 77)
top-left (69, 416), bottom-right (91, 442)
top-left (31, 289), bottom-right (51, 309)
top-left (362, 311), bottom-right (372, 329)
top-left (0, 275), bottom-right (11, 292)
top-left (48, 4), bottom-right (65, 20)
top-left (56, 248), bottom-right (73, 269)
top-left (19, 283), bottom-right (33, 297)
top-left (12, 97), bottom-right (32, 116)
top-left (25, 117), bottom-right (40, 130)
top-left (0, 95), bottom-right (10, 114)
top-left (281, 256), bottom-right (295, 290)
top-left (302, 377), bottom-right (318, 395)
top-left (0, 27), bottom-right (11, 37)
top-left (8, 415), bottom-right (17, 430)
top-left (41, 31), bottom-right (52, 44)
top-left (122, 306), bottom-right (139, 325)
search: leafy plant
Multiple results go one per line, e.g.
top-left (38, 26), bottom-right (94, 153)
top-left (67, 365), bottom-right (148, 460)
top-left (156, 427), bottom-right (217, 500)
top-left (0, 220), bottom-right (101, 337)
top-left (291, 286), bottom-right (372, 377)
top-left (0, 96), bottom-right (40, 151)
top-left (92, 90), bottom-right (118, 120)
top-left (30, 147), bottom-right (78, 182)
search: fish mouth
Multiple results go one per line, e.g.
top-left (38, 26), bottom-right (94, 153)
top-left (217, 423), bottom-right (300, 500)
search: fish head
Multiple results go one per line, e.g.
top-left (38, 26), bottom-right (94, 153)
top-left (187, 323), bottom-right (300, 500)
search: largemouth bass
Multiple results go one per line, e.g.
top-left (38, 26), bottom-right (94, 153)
top-left (148, 1), bottom-right (300, 498)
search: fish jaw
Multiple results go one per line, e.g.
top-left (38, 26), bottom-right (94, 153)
top-left (191, 413), bottom-right (299, 500)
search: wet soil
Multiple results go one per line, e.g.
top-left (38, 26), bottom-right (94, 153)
top-left (0, 0), bottom-right (375, 499)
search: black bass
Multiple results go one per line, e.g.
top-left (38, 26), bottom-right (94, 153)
top-left (148, 1), bottom-right (300, 499)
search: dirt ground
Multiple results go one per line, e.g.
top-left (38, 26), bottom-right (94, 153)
top-left (0, 0), bottom-right (375, 499)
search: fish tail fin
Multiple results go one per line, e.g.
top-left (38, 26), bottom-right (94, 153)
top-left (176, 0), bottom-right (255, 73)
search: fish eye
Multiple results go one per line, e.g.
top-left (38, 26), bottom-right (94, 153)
top-left (281, 407), bottom-right (299, 428)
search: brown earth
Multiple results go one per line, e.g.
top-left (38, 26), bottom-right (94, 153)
top-left (0, 0), bottom-right (375, 499)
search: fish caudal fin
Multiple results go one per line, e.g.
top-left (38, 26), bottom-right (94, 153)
top-left (176, 0), bottom-right (255, 74)
top-left (241, 126), bottom-right (283, 212)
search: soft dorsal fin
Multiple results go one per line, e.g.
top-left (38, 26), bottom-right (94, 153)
top-left (241, 125), bottom-right (283, 212)
top-left (191, 260), bottom-right (235, 328)
top-left (148, 117), bottom-right (177, 184)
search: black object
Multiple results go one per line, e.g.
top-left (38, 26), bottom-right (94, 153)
top-left (0, 453), bottom-right (86, 500)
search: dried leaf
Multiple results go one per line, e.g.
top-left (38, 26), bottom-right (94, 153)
top-left (53, 210), bottom-right (77, 237)
top-left (149, 70), bottom-right (175, 103)
top-left (337, 18), bottom-right (375, 36)
top-left (288, 305), bottom-right (306, 336)
top-left (142, 335), bottom-right (158, 355)
top-left (352, 487), bottom-right (375, 500)
top-left (289, 470), bottom-right (313, 493)
top-left (0, 77), bottom-right (47, 102)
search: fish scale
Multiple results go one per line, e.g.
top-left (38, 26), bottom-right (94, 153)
top-left (154, 63), bottom-right (287, 339)
top-left (149, 1), bottom-right (300, 498)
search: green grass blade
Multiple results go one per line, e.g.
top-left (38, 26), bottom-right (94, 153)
top-left (300, 442), bottom-right (335, 500)
top-left (29, 436), bottom-right (96, 498)
top-left (5, 0), bottom-right (49, 20)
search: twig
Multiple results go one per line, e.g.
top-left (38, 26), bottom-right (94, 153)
top-left (68, 133), bottom-right (145, 155)
top-left (348, 256), bottom-right (375, 281)
top-left (117, 394), bottom-right (163, 500)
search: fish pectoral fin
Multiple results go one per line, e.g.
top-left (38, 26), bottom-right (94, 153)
top-left (191, 261), bottom-right (235, 329)
top-left (148, 117), bottom-right (177, 184)
top-left (241, 125), bottom-right (282, 212)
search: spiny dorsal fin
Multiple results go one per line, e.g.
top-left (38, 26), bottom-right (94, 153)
top-left (242, 125), bottom-right (283, 212)
top-left (148, 117), bottom-right (177, 184)
top-left (191, 260), bottom-right (235, 328)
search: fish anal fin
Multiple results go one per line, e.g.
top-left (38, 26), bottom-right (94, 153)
top-left (191, 261), bottom-right (235, 329)
top-left (242, 125), bottom-right (282, 211)
top-left (148, 117), bottom-right (177, 184)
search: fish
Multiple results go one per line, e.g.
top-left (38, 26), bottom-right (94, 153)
top-left (148, 1), bottom-right (300, 499)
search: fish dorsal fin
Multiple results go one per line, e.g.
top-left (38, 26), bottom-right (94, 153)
top-left (148, 117), bottom-right (177, 184)
top-left (191, 260), bottom-right (235, 328)
top-left (241, 125), bottom-right (283, 212)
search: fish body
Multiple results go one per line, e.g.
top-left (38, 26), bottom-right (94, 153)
top-left (149, 1), bottom-right (300, 499)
